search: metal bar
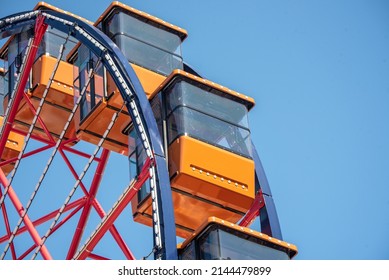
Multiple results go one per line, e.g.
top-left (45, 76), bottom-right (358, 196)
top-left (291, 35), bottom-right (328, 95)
top-left (74, 158), bottom-right (152, 260)
top-left (0, 169), bottom-right (51, 260)
top-left (0, 188), bottom-right (17, 259)
top-left (11, 127), bottom-right (53, 144)
top-left (16, 201), bottom-right (85, 260)
top-left (251, 141), bottom-right (282, 239)
top-left (0, 143), bottom-right (54, 167)
top-left (0, 15), bottom-right (47, 157)
top-left (59, 133), bottom-right (135, 259)
top-left (32, 104), bottom-right (122, 259)
top-left (0, 197), bottom-right (86, 243)
top-left (239, 190), bottom-right (265, 227)
top-left (66, 149), bottom-right (110, 259)
top-left (88, 252), bottom-right (110, 260)
top-left (61, 146), bottom-right (101, 162)
top-left (260, 195), bottom-right (283, 239)
top-left (10, 127), bottom-right (100, 162)
top-left (152, 155), bottom-right (177, 260)
top-left (49, 202), bottom-right (85, 236)
top-left (22, 92), bottom-right (56, 143)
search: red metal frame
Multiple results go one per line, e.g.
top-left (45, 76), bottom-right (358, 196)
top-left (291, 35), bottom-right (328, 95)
top-left (0, 15), bottom-right (143, 260)
top-left (66, 149), bottom-right (110, 259)
top-left (0, 197), bottom-right (86, 244)
top-left (15, 200), bottom-right (85, 260)
top-left (0, 169), bottom-right (52, 259)
top-left (0, 15), bottom-right (47, 157)
top-left (239, 190), bottom-right (265, 227)
top-left (74, 158), bottom-right (152, 260)
top-left (0, 188), bottom-right (17, 259)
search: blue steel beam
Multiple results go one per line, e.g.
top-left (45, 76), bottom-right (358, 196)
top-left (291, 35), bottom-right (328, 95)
top-left (251, 141), bottom-right (283, 239)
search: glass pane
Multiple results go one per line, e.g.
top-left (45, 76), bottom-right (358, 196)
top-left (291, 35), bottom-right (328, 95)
top-left (0, 72), bottom-right (4, 115)
top-left (37, 29), bottom-right (77, 60)
top-left (167, 107), bottom-right (252, 158)
top-left (179, 241), bottom-right (196, 260)
top-left (198, 229), bottom-right (220, 260)
top-left (76, 44), bottom-right (91, 68)
top-left (6, 61), bottom-right (19, 99)
top-left (76, 46), bottom-right (104, 121)
top-left (0, 71), bottom-right (4, 97)
top-left (8, 30), bottom-right (32, 72)
top-left (107, 12), bottom-right (182, 55)
top-left (113, 34), bottom-right (182, 76)
top-left (218, 229), bottom-right (290, 260)
top-left (150, 93), bottom-right (163, 138)
top-left (78, 65), bottom-right (91, 120)
top-left (166, 81), bottom-right (249, 128)
top-left (128, 128), bottom-right (151, 203)
top-left (6, 30), bottom-right (33, 97)
top-left (7, 38), bottom-right (18, 66)
top-left (128, 129), bottom-right (151, 200)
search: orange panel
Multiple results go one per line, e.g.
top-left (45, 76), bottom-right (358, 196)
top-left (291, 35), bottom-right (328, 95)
top-left (131, 64), bottom-right (166, 97)
top-left (2, 96), bottom-right (76, 143)
top-left (132, 135), bottom-right (255, 238)
top-left (78, 62), bottom-right (165, 154)
top-left (0, 116), bottom-right (24, 175)
top-left (132, 190), bottom-right (244, 239)
top-left (76, 100), bottom-right (132, 155)
top-left (169, 136), bottom-right (255, 212)
top-left (1, 55), bottom-right (77, 142)
top-left (106, 63), bottom-right (166, 109)
top-left (31, 55), bottom-right (74, 109)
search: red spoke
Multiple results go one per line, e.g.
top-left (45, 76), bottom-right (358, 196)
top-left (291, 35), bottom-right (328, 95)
top-left (0, 188), bottom-right (17, 259)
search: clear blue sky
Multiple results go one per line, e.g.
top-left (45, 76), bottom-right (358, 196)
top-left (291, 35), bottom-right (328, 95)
top-left (1, 0), bottom-right (389, 260)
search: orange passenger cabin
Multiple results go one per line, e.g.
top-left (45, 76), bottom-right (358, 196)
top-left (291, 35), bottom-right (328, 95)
top-left (178, 217), bottom-right (298, 260)
top-left (68, 2), bottom-right (188, 155)
top-left (0, 68), bottom-right (24, 175)
top-left (131, 70), bottom-right (256, 238)
top-left (0, 3), bottom-right (83, 144)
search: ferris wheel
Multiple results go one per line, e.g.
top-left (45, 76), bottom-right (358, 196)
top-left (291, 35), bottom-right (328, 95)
top-left (0, 2), bottom-right (296, 260)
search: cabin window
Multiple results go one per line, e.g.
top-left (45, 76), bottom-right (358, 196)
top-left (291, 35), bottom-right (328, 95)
top-left (105, 11), bottom-right (183, 75)
top-left (5, 29), bottom-right (33, 99)
top-left (178, 241), bottom-right (196, 260)
top-left (216, 229), bottom-right (289, 260)
top-left (37, 27), bottom-right (78, 60)
top-left (0, 70), bottom-right (5, 115)
top-left (163, 80), bottom-right (252, 158)
top-left (74, 45), bottom-right (105, 121)
top-left (183, 224), bottom-right (291, 260)
top-left (5, 27), bottom-right (77, 99)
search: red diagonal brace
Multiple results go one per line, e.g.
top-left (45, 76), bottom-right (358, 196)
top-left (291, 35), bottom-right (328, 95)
top-left (58, 147), bottom-right (134, 259)
top-left (0, 15), bottom-right (48, 157)
top-left (66, 149), bottom-right (110, 259)
top-left (0, 169), bottom-right (52, 259)
top-left (239, 190), bottom-right (265, 227)
top-left (75, 158), bottom-right (153, 260)
top-left (0, 188), bottom-right (17, 259)
top-left (0, 197), bottom-right (86, 243)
